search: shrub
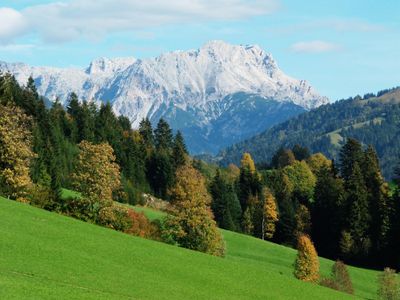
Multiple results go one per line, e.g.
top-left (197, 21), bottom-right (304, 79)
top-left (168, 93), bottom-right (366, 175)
top-left (332, 260), bottom-right (353, 294)
top-left (294, 234), bottom-right (319, 282)
top-left (97, 205), bottom-right (132, 232)
top-left (320, 277), bottom-right (340, 291)
top-left (28, 185), bottom-right (56, 210)
top-left (320, 260), bottom-right (353, 295)
top-left (57, 196), bottom-right (102, 223)
top-left (125, 208), bottom-right (156, 238)
top-left (378, 268), bottom-right (400, 300)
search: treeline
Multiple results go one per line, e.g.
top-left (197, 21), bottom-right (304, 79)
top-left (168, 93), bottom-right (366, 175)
top-left (209, 142), bottom-right (400, 269)
top-left (0, 72), bottom-right (224, 256)
top-left (220, 88), bottom-right (400, 179)
top-left (0, 73), bottom-right (187, 204)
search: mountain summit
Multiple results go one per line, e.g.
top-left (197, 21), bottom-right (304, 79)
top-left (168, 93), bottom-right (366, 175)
top-left (0, 41), bottom-right (329, 153)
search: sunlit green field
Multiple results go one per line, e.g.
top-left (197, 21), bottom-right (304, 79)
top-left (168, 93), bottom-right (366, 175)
top-left (0, 197), bottom-right (379, 299)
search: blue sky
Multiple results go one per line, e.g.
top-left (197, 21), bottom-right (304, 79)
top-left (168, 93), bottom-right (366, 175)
top-left (0, 0), bottom-right (399, 100)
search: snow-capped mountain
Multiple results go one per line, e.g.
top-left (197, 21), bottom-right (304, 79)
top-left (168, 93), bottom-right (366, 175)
top-left (0, 41), bottom-right (329, 154)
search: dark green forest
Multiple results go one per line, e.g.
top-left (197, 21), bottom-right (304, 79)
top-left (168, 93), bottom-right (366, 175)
top-left (220, 88), bottom-right (400, 180)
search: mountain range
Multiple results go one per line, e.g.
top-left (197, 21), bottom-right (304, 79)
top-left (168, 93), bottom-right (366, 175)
top-left (0, 41), bottom-right (328, 153)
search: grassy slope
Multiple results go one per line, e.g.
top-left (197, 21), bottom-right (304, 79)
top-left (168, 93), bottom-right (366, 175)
top-left (0, 198), bottom-right (377, 299)
top-left (132, 206), bottom-right (378, 299)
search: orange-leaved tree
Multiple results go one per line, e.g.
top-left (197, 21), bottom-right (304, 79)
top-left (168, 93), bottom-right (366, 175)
top-left (294, 234), bottom-right (320, 282)
top-left (164, 163), bottom-right (225, 256)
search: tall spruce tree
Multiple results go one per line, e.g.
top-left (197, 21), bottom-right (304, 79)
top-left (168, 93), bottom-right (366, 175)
top-left (346, 163), bottom-right (371, 258)
top-left (312, 165), bottom-right (345, 258)
top-left (340, 138), bottom-right (364, 182)
top-left (362, 146), bottom-right (390, 256)
top-left (172, 130), bottom-right (188, 168)
top-left (154, 118), bottom-right (173, 150)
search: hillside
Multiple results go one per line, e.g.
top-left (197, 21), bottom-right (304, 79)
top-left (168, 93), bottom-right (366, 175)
top-left (0, 197), bottom-right (379, 299)
top-left (0, 41), bottom-right (328, 154)
top-left (219, 88), bottom-right (400, 179)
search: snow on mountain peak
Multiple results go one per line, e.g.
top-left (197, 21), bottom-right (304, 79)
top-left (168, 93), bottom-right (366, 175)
top-left (0, 41), bottom-right (329, 150)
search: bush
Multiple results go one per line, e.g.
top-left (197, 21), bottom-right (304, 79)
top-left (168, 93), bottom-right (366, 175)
top-left (320, 260), bottom-right (353, 295)
top-left (378, 268), bottom-right (400, 300)
top-left (97, 205), bottom-right (132, 232)
top-left (332, 260), bottom-right (353, 294)
top-left (57, 196), bottom-right (102, 223)
top-left (125, 208), bottom-right (157, 238)
top-left (320, 277), bottom-right (340, 291)
top-left (294, 234), bottom-right (319, 282)
top-left (28, 185), bottom-right (56, 209)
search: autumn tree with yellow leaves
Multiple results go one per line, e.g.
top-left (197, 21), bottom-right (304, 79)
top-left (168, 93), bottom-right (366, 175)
top-left (294, 234), bottom-right (320, 282)
top-left (164, 163), bottom-right (225, 256)
top-left (0, 105), bottom-right (35, 200)
top-left (71, 141), bottom-right (121, 203)
top-left (263, 188), bottom-right (279, 240)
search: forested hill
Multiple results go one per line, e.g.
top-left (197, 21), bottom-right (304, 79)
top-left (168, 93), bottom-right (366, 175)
top-left (219, 87), bottom-right (400, 179)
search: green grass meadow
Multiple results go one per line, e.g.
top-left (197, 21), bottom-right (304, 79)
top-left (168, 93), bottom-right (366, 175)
top-left (0, 197), bottom-right (379, 299)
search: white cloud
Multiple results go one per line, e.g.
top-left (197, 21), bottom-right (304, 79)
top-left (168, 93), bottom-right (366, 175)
top-left (266, 18), bottom-right (386, 36)
top-left (0, 8), bottom-right (27, 43)
top-left (0, 0), bottom-right (279, 44)
top-left (290, 40), bottom-right (341, 53)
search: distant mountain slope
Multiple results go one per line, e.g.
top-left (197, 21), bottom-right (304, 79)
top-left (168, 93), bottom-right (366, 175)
top-left (219, 88), bottom-right (400, 179)
top-left (0, 41), bottom-right (327, 154)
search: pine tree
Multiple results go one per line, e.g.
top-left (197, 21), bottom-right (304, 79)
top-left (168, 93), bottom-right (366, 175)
top-left (154, 118), bottom-right (173, 150)
top-left (138, 118), bottom-right (154, 151)
top-left (346, 162), bottom-right (371, 258)
top-left (312, 166), bottom-right (345, 258)
top-left (340, 138), bottom-right (364, 182)
top-left (362, 146), bottom-right (390, 255)
top-left (238, 152), bottom-right (261, 212)
top-left (146, 149), bottom-right (174, 199)
top-left (172, 130), bottom-right (188, 168)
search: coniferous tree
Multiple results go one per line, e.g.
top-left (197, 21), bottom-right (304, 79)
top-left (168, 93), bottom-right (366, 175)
top-left (154, 118), bottom-right (173, 150)
top-left (312, 166), bottom-right (345, 258)
top-left (345, 163), bottom-right (371, 258)
top-left (362, 146), bottom-right (390, 256)
top-left (172, 130), bottom-right (188, 168)
top-left (340, 138), bottom-right (363, 182)
top-left (210, 171), bottom-right (241, 231)
top-left (237, 153), bottom-right (261, 212)
top-left (139, 118), bottom-right (154, 151)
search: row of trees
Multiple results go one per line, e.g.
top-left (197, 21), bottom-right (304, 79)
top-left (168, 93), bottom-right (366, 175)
top-left (0, 73), bottom-right (224, 256)
top-left (208, 141), bottom-right (400, 269)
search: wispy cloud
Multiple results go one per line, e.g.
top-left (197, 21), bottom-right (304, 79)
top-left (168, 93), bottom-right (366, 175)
top-left (266, 18), bottom-right (386, 35)
top-left (0, 43), bottom-right (35, 51)
top-left (0, 0), bottom-right (280, 44)
top-left (290, 40), bottom-right (341, 53)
